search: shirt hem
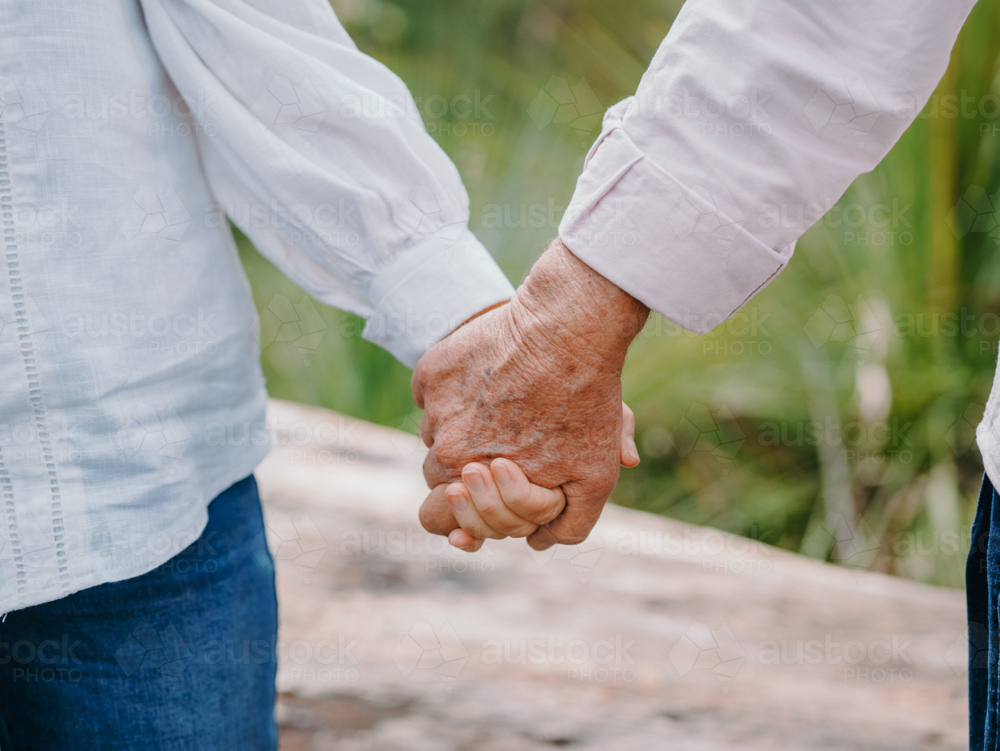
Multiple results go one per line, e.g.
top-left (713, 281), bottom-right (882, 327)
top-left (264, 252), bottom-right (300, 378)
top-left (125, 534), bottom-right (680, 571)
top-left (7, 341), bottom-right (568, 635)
top-left (0, 443), bottom-right (272, 614)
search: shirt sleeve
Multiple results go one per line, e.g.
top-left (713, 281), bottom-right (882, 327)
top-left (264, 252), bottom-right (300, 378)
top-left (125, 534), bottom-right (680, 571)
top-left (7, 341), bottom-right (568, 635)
top-left (558, 0), bottom-right (977, 334)
top-left (137, 0), bottom-right (514, 367)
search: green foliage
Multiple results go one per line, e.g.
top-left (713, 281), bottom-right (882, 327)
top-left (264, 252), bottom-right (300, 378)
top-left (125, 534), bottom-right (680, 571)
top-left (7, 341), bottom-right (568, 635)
top-left (240, 0), bottom-right (1000, 586)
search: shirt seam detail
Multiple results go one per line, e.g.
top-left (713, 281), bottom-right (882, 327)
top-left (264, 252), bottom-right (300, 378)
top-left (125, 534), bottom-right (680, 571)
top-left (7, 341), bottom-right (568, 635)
top-left (0, 122), bottom-right (72, 597)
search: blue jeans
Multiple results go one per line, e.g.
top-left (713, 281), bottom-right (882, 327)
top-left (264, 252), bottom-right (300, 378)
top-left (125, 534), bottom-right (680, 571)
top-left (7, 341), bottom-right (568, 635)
top-left (970, 473), bottom-right (1000, 750)
top-left (0, 475), bottom-right (278, 750)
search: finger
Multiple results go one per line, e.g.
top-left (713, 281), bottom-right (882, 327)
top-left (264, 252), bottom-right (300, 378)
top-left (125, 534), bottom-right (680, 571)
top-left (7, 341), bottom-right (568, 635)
top-left (423, 446), bottom-right (460, 490)
top-left (419, 483), bottom-right (460, 536)
top-left (448, 528), bottom-right (484, 553)
top-left (490, 458), bottom-right (565, 526)
top-left (527, 472), bottom-right (618, 550)
top-left (620, 402), bottom-right (640, 468)
top-left (462, 463), bottom-right (537, 538)
top-left (446, 482), bottom-right (507, 540)
top-left (420, 485), bottom-right (488, 551)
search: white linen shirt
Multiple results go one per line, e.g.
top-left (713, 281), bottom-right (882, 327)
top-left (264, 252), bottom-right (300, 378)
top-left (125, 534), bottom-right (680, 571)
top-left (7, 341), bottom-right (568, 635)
top-left (0, 0), bottom-right (514, 612)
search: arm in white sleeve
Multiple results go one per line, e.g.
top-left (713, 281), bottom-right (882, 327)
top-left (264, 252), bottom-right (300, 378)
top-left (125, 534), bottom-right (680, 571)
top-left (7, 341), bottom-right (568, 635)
top-left (559, 0), bottom-right (977, 333)
top-left (137, 0), bottom-right (514, 366)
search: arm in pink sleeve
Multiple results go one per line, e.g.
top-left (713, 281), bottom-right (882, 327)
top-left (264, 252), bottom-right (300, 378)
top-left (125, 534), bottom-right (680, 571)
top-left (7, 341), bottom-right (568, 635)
top-left (559, 0), bottom-right (975, 332)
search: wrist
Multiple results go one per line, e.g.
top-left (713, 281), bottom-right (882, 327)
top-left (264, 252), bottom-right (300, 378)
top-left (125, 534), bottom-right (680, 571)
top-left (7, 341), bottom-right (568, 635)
top-left (510, 238), bottom-right (649, 370)
top-left (457, 300), bottom-right (509, 329)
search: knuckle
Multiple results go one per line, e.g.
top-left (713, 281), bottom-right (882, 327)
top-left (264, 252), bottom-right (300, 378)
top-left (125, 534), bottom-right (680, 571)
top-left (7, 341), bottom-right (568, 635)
top-left (431, 442), bottom-right (462, 469)
top-left (509, 522), bottom-right (538, 538)
top-left (423, 458), bottom-right (456, 487)
top-left (534, 504), bottom-right (564, 526)
top-left (595, 464), bottom-right (621, 492)
top-left (490, 515), bottom-right (528, 536)
top-left (430, 427), bottom-right (468, 468)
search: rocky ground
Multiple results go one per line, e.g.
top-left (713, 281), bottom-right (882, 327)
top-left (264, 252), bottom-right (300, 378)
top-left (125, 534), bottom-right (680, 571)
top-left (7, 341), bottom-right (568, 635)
top-left (256, 399), bottom-right (969, 751)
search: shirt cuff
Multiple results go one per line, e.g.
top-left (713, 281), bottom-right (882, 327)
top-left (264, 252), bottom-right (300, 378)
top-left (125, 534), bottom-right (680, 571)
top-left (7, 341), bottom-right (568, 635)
top-left (558, 105), bottom-right (793, 334)
top-left (363, 230), bottom-right (515, 367)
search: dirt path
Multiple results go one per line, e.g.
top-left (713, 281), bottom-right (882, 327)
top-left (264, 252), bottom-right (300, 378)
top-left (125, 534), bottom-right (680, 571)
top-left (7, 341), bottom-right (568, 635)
top-left (257, 399), bottom-right (968, 751)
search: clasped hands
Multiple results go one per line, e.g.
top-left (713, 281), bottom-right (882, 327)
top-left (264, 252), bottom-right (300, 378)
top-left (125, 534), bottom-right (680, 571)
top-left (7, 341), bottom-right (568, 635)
top-left (413, 239), bottom-right (649, 552)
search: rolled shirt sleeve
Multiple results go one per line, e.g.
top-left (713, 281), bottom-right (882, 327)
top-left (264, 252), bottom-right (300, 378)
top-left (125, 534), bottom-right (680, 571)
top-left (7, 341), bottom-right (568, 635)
top-left (559, 0), bottom-right (977, 333)
top-left (138, 0), bottom-right (514, 366)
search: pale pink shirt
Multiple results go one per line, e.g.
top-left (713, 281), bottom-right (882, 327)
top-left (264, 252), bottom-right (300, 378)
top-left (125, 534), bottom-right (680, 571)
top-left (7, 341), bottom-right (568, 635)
top-left (557, 0), bottom-right (1000, 482)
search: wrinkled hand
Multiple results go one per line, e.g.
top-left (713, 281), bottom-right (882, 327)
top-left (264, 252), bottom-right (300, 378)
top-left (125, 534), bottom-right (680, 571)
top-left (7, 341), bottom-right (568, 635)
top-left (413, 239), bottom-right (649, 550)
top-left (433, 404), bottom-right (639, 552)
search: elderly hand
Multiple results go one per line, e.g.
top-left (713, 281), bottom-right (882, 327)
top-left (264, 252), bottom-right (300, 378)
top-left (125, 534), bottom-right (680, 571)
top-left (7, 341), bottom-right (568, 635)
top-left (423, 404), bottom-right (639, 552)
top-left (412, 238), bottom-right (649, 550)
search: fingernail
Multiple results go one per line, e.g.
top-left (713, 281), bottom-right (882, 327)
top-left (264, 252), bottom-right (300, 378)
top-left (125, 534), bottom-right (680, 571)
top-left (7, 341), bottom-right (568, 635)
top-left (626, 436), bottom-right (639, 463)
top-left (464, 468), bottom-right (486, 492)
top-left (493, 462), bottom-right (512, 487)
top-left (448, 490), bottom-right (468, 512)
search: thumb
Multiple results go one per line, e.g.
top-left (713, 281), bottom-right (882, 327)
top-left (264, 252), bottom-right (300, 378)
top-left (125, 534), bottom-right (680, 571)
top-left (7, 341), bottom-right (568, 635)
top-left (620, 401), bottom-right (639, 467)
top-left (419, 484), bottom-right (461, 536)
